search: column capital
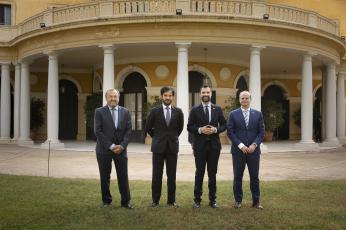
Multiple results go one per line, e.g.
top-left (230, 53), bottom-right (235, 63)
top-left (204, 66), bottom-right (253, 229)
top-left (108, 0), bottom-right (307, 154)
top-left (304, 51), bottom-right (317, 57)
top-left (338, 71), bottom-right (346, 78)
top-left (0, 61), bottom-right (11, 65)
top-left (250, 45), bottom-right (266, 52)
top-left (43, 50), bottom-right (59, 57)
top-left (0, 63), bottom-right (11, 69)
top-left (99, 44), bottom-right (116, 51)
top-left (175, 42), bottom-right (191, 49)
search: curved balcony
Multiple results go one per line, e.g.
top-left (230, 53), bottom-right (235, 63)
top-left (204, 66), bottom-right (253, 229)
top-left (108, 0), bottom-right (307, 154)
top-left (0, 0), bottom-right (341, 44)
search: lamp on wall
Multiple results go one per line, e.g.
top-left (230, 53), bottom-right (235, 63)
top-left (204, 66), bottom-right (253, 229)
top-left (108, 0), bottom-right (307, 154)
top-left (40, 22), bottom-right (46, 28)
top-left (263, 13), bottom-right (269, 20)
top-left (176, 9), bottom-right (182, 15)
top-left (341, 36), bottom-right (345, 41)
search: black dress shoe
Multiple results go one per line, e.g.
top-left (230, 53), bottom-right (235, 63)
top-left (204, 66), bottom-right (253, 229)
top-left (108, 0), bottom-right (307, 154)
top-left (193, 202), bottom-right (201, 209)
top-left (252, 202), bottom-right (263, 209)
top-left (167, 202), bottom-right (179, 208)
top-left (209, 202), bottom-right (219, 208)
top-left (151, 202), bottom-right (159, 207)
top-left (234, 202), bottom-right (242, 209)
top-left (103, 203), bottom-right (111, 207)
top-left (121, 203), bottom-right (134, 209)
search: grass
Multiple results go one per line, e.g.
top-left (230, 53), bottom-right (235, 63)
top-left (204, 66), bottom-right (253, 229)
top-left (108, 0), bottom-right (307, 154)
top-left (0, 174), bottom-right (345, 229)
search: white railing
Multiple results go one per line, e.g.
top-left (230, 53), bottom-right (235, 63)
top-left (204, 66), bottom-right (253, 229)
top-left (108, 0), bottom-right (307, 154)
top-left (53, 3), bottom-right (100, 24)
top-left (21, 14), bottom-right (44, 34)
top-left (190, 0), bottom-right (252, 16)
top-left (0, 0), bottom-right (340, 42)
top-left (266, 4), bottom-right (308, 25)
top-left (114, 0), bottom-right (175, 15)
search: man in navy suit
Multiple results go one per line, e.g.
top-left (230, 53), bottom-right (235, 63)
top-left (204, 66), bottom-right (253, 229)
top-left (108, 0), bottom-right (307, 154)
top-left (187, 85), bottom-right (226, 209)
top-left (145, 86), bottom-right (184, 208)
top-left (227, 90), bottom-right (265, 209)
top-left (94, 89), bottom-right (133, 209)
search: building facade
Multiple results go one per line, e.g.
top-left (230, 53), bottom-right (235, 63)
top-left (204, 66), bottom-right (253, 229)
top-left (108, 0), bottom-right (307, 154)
top-left (0, 0), bottom-right (345, 149)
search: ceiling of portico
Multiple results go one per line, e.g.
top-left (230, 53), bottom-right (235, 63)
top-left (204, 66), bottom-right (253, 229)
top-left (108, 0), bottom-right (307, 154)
top-left (31, 43), bottom-right (328, 74)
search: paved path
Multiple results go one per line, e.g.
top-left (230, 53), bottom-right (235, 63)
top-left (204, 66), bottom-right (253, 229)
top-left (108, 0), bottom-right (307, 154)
top-left (0, 144), bottom-right (345, 181)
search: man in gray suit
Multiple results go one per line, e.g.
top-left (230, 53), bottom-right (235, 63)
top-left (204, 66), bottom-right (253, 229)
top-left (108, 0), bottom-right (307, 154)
top-left (94, 89), bottom-right (133, 209)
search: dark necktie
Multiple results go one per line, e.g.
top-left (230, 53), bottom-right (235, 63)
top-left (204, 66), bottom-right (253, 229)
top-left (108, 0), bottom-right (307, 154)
top-left (205, 105), bottom-right (210, 123)
top-left (165, 106), bottom-right (170, 126)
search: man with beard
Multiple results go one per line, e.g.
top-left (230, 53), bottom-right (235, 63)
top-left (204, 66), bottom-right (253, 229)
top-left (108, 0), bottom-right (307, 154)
top-left (145, 86), bottom-right (184, 208)
top-left (94, 89), bottom-right (133, 209)
top-left (187, 85), bottom-right (226, 208)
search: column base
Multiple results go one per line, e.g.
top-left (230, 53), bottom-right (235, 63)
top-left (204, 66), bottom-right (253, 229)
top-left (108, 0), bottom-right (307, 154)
top-left (320, 138), bottom-right (342, 148)
top-left (260, 143), bottom-right (268, 153)
top-left (41, 139), bottom-right (65, 149)
top-left (0, 137), bottom-right (12, 144)
top-left (337, 137), bottom-right (346, 145)
top-left (17, 139), bottom-right (34, 146)
top-left (295, 141), bottom-right (320, 152)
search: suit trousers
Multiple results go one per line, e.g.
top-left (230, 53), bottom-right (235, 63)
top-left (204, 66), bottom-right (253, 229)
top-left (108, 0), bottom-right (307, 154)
top-left (232, 152), bottom-right (260, 204)
top-left (96, 153), bottom-right (131, 205)
top-left (194, 142), bottom-right (220, 203)
top-left (152, 146), bottom-right (178, 204)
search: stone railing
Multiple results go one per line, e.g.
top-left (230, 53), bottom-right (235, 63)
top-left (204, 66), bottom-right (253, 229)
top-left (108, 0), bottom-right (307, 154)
top-left (113, 0), bottom-right (175, 15)
top-left (0, 0), bottom-right (340, 43)
top-left (190, 0), bottom-right (252, 16)
top-left (53, 3), bottom-right (100, 24)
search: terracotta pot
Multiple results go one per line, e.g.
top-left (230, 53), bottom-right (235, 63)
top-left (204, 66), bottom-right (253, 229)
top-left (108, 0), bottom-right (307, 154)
top-left (264, 131), bottom-right (273, 142)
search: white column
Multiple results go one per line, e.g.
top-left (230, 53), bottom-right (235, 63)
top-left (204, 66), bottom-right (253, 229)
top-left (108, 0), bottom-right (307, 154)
top-left (337, 72), bottom-right (346, 144)
top-left (296, 54), bottom-right (318, 150)
top-left (321, 67), bottom-right (327, 141)
top-left (249, 46), bottom-right (267, 153)
top-left (321, 62), bottom-right (341, 147)
top-left (100, 45), bottom-right (115, 106)
top-left (249, 46), bottom-right (265, 111)
top-left (175, 42), bottom-right (191, 146)
top-left (12, 63), bottom-right (21, 141)
top-left (0, 62), bottom-right (11, 143)
top-left (42, 52), bottom-right (64, 148)
top-left (18, 61), bottom-right (33, 145)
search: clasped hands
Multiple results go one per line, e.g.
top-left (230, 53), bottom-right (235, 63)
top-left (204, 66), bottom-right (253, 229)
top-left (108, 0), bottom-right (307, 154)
top-left (112, 145), bottom-right (124, 154)
top-left (200, 125), bottom-right (217, 135)
top-left (241, 144), bottom-right (257, 154)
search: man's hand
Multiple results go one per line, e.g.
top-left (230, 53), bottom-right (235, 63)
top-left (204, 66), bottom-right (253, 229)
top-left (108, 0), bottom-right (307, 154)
top-left (247, 144), bottom-right (257, 154)
top-left (201, 125), bottom-right (216, 135)
top-left (241, 146), bottom-right (249, 154)
top-left (112, 145), bottom-right (124, 154)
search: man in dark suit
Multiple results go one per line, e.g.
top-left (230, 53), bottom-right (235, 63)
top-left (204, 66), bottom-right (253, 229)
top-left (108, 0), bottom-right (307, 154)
top-left (145, 86), bottom-right (184, 208)
top-left (94, 89), bottom-right (133, 209)
top-left (187, 85), bottom-right (226, 209)
top-left (227, 90), bottom-right (265, 209)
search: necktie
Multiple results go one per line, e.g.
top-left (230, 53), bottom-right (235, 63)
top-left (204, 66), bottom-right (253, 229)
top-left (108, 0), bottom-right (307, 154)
top-left (165, 106), bottom-right (171, 126)
top-left (244, 110), bottom-right (249, 128)
top-left (205, 105), bottom-right (210, 123)
top-left (112, 108), bottom-right (118, 128)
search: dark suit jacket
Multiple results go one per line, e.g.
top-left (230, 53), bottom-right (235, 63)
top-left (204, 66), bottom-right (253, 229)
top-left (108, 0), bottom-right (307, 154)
top-left (187, 104), bottom-right (226, 152)
top-left (145, 105), bottom-right (184, 154)
top-left (226, 108), bottom-right (265, 155)
top-left (94, 105), bottom-right (132, 156)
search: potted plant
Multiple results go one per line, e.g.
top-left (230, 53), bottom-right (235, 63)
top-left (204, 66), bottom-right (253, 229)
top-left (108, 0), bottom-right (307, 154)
top-left (30, 98), bottom-right (45, 140)
top-left (261, 99), bottom-right (285, 142)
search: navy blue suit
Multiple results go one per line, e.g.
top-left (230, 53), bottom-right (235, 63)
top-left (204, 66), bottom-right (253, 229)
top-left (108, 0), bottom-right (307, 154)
top-left (94, 105), bottom-right (132, 205)
top-left (227, 108), bottom-right (264, 204)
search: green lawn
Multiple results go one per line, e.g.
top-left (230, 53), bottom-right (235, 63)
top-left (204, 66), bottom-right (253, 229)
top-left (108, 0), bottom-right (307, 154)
top-left (0, 174), bottom-right (345, 229)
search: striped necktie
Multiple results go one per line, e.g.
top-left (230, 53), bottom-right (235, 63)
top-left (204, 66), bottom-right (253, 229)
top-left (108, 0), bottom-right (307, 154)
top-left (243, 110), bottom-right (249, 128)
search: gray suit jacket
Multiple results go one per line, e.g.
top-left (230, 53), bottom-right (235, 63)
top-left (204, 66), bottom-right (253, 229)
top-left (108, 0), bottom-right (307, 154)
top-left (94, 105), bottom-right (132, 156)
